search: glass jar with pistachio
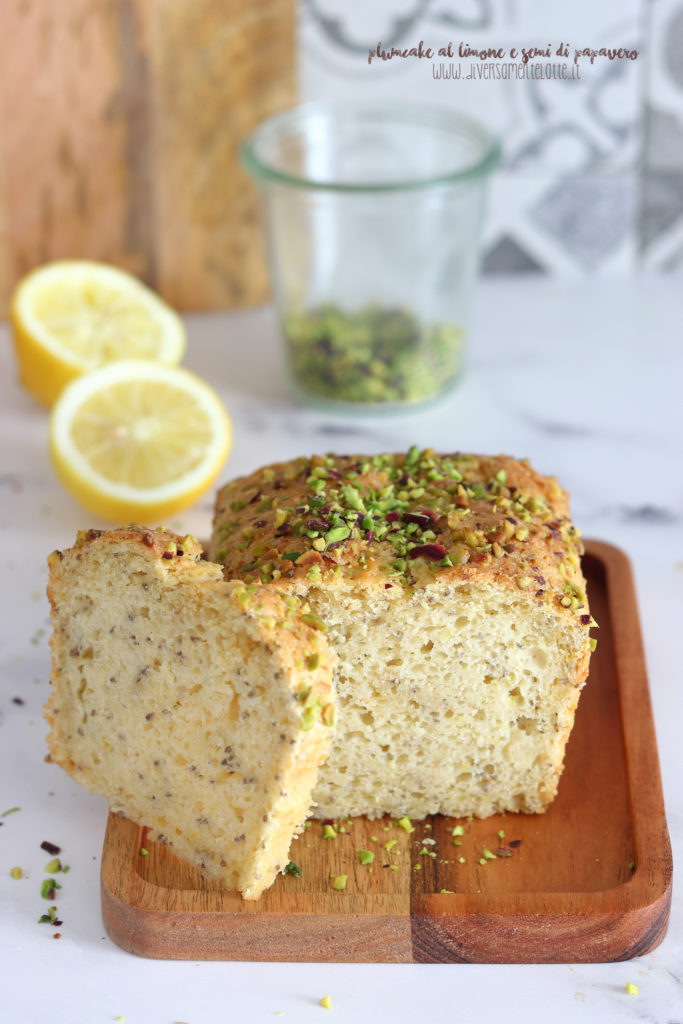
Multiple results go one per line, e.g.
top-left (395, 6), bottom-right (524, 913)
top-left (242, 102), bottom-right (499, 412)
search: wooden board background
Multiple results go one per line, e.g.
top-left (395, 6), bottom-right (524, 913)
top-left (100, 541), bottom-right (673, 963)
top-left (0, 0), bottom-right (295, 315)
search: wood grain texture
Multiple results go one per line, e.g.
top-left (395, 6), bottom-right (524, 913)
top-left (0, 0), bottom-right (295, 314)
top-left (100, 541), bottom-right (672, 963)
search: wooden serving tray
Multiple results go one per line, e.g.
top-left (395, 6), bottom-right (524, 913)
top-left (101, 540), bottom-right (672, 963)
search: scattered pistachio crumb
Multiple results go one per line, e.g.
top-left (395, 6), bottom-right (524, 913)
top-left (44, 858), bottom-right (62, 874)
top-left (625, 982), bottom-right (639, 996)
top-left (413, 863), bottom-right (422, 871)
top-left (396, 816), bottom-right (414, 833)
top-left (10, 866), bottom-right (23, 879)
top-left (629, 860), bottom-right (636, 871)
top-left (389, 864), bottom-right (399, 871)
top-left (482, 848), bottom-right (497, 860)
top-left (322, 825), bottom-right (337, 840)
top-left (359, 850), bottom-right (374, 866)
top-left (440, 889), bottom-right (454, 894)
top-left (497, 830), bottom-right (505, 839)
top-left (332, 875), bottom-right (347, 891)
top-left (319, 995), bottom-right (332, 1010)
top-left (1, 807), bottom-right (20, 817)
top-left (38, 905), bottom-right (60, 925)
top-left (458, 856), bottom-right (466, 864)
top-left (40, 878), bottom-right (60, 899)
top-left (384, 839), bottom-right (398, 851)
top-left (451, 825), bottom-right (465, 837)
top-left (139, 848), bottom-right (149, 857)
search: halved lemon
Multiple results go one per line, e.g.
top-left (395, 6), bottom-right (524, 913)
top-left (49, 361), bottom-right (232, 523)
top-left (11, 260), bottom-right (186, 406)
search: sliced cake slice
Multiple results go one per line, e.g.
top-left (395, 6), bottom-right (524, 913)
top-left (45, 527), bottom-right (335, 899)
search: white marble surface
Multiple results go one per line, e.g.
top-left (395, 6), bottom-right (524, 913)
top-left (0, 276), bottom-right (680, 1023)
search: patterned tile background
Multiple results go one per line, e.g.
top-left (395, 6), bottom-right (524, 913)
top-left (297, 0), bottom-right (683, 275)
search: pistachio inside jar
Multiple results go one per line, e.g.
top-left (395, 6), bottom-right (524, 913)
top-left (242, 102), bottom-right (500, 413)
top-left (284, 303), bottom-right (463, 406)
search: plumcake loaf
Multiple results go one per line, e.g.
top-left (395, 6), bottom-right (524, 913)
top-left (209, 449), bottom-right (595, 820)
top-left (45, 527), bottom-right (335, 899)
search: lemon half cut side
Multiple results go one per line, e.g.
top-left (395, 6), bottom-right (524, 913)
top-left (12, 260), bottom-right (186, 406)
top-left (49, 361), bottom-right (232, 523)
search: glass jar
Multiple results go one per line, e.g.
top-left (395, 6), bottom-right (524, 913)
top-left (242, 102), bottom-right (500, 413)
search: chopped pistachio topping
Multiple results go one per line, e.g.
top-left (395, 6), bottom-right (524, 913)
top-left (10, 866), bottom-right (23, 879)
top-left (283, 861), bottom-right (301, 877)
top-left (451, 825), bottom-right (465, 837)
top-left (358, 849), bottom-right (374, 866)
top-left (44, 858), bottom-right (62, 874)
top-left (214, 449), bottom-right (591, 621)
top-left (322, 824), bottom-right (337, 840)
top-left (179, 534), bottom-right (198, 554)
top-left (300, 613), bottom-right (328, 632)
top-left (300, 706), bottom-right (317, 731)
top-left (332, 874), bottom-right (347, 891)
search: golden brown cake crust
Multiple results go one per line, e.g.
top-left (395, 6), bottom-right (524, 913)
top-left (209, 449), bottom-right (592, 634)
